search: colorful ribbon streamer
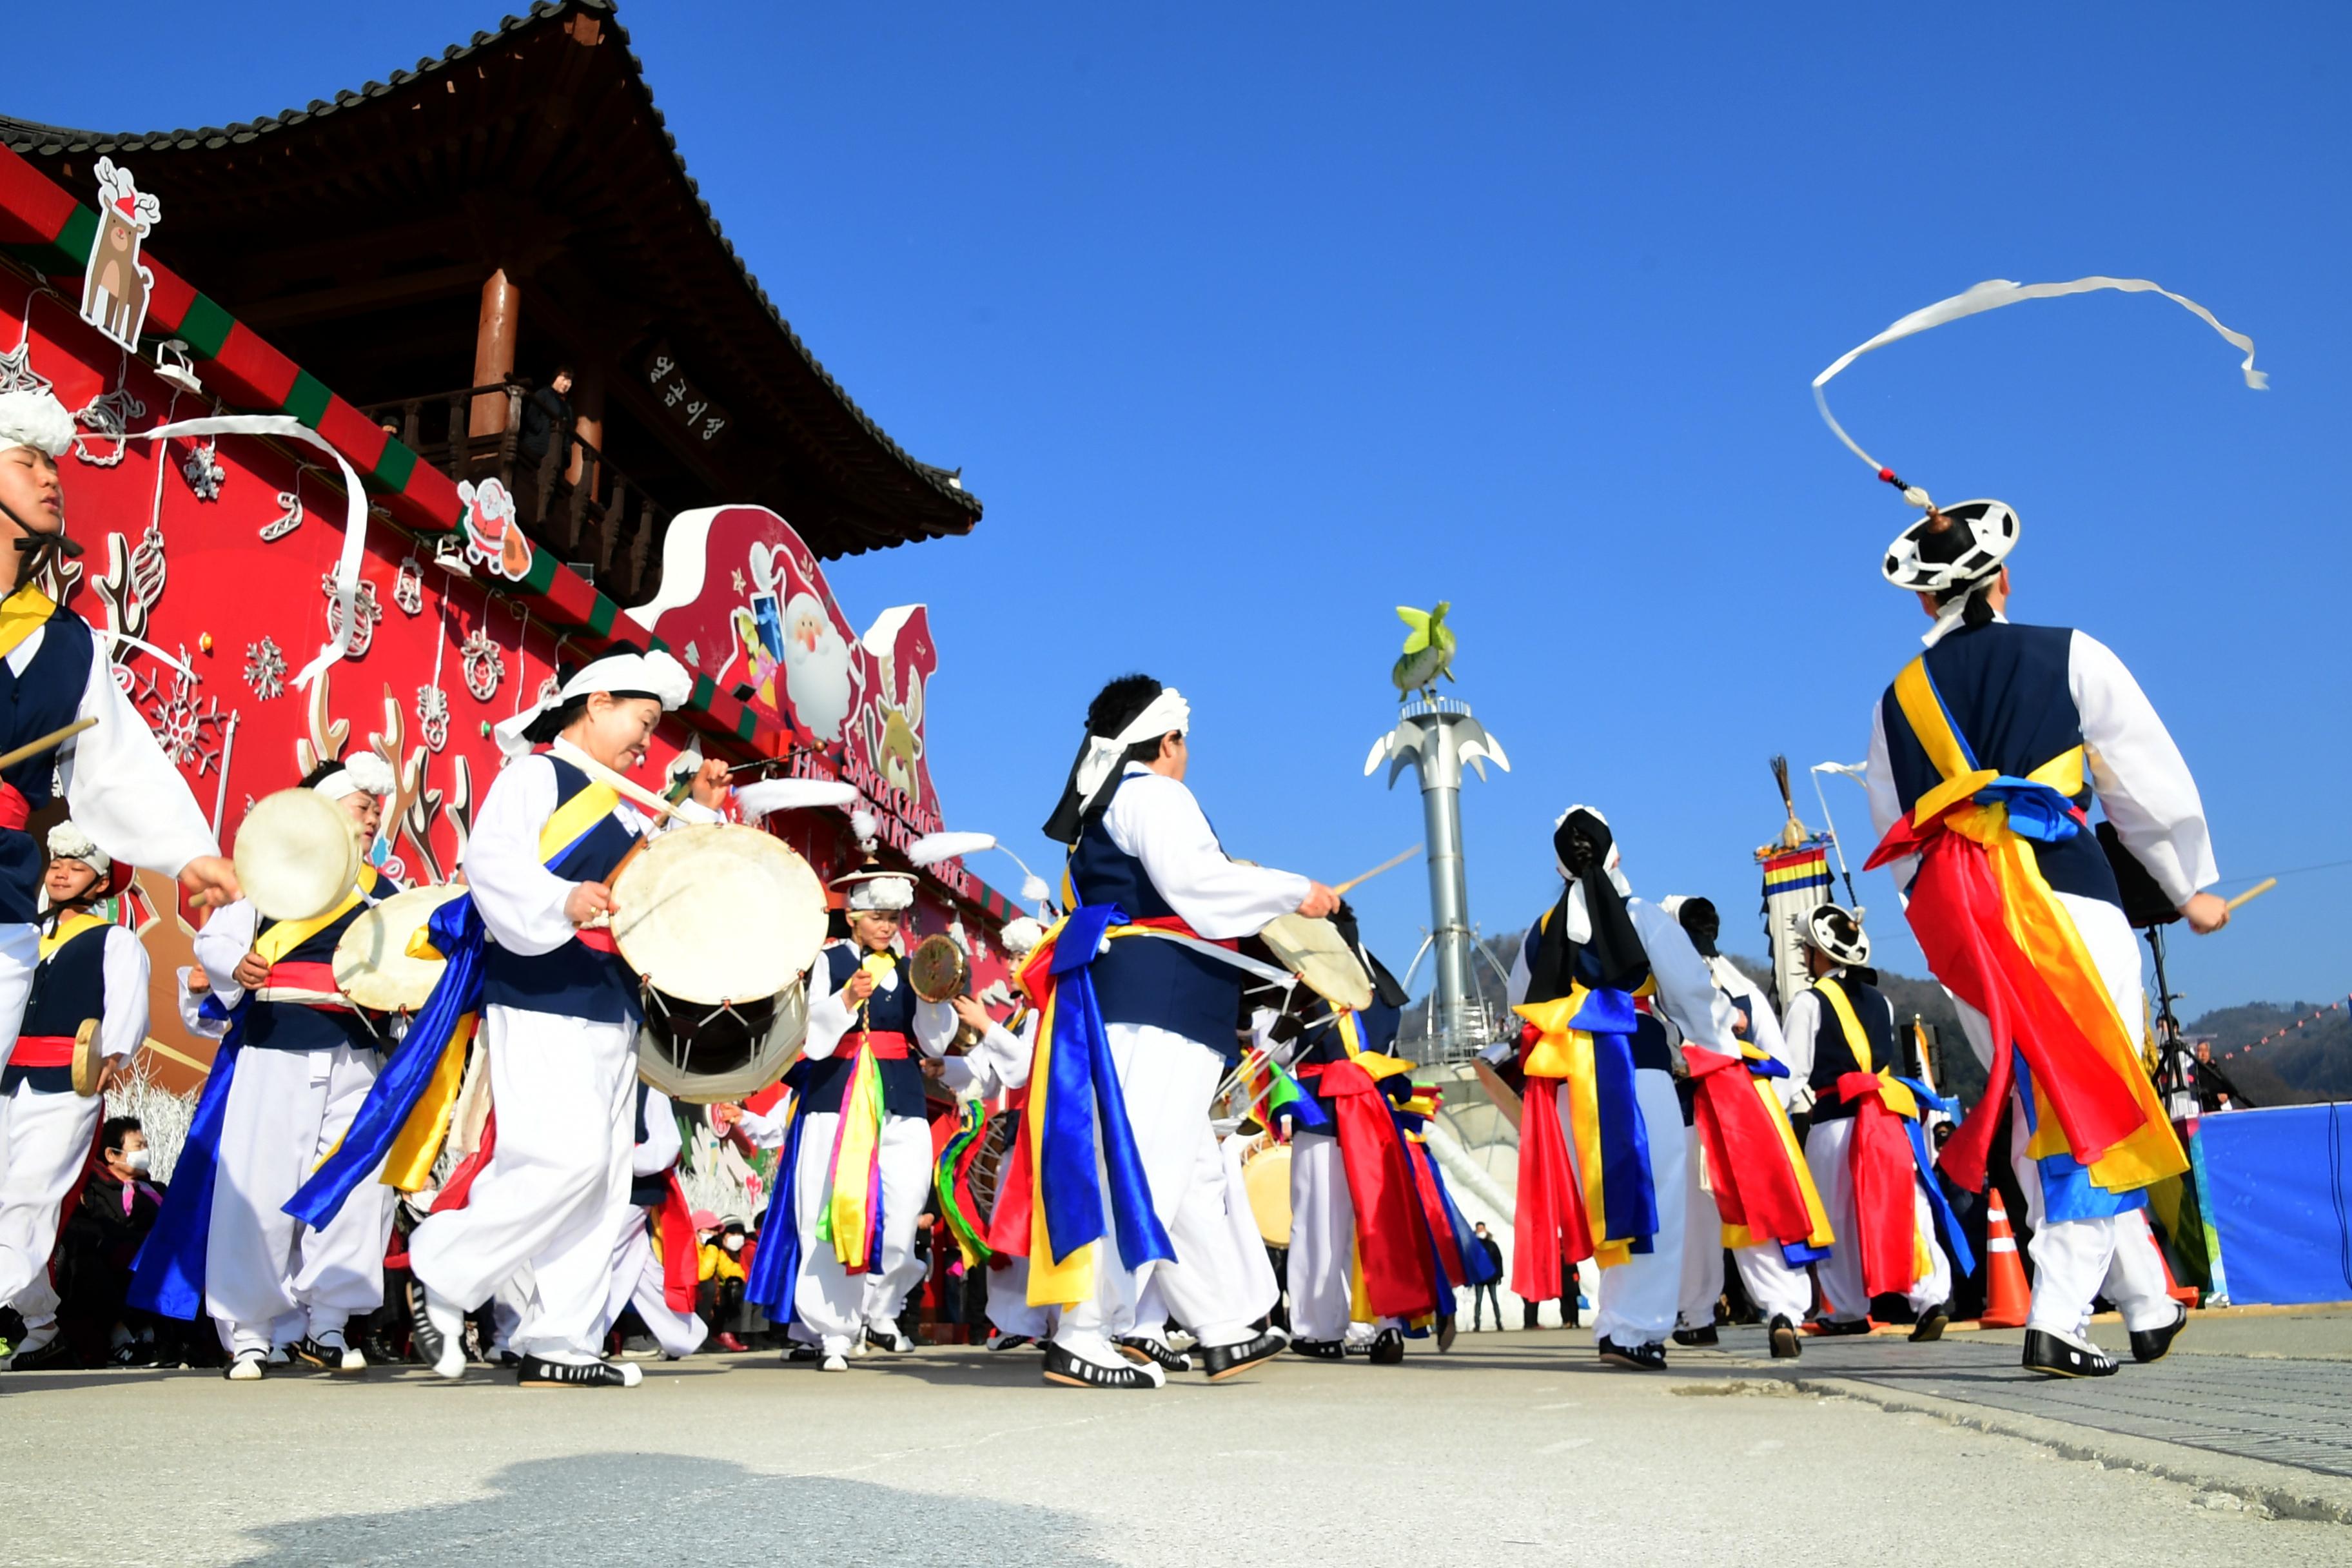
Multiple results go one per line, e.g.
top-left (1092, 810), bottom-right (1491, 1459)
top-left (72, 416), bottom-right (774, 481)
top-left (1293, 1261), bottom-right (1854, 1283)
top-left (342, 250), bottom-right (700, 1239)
top-left (126, 1003), bottom-right (242, 1319)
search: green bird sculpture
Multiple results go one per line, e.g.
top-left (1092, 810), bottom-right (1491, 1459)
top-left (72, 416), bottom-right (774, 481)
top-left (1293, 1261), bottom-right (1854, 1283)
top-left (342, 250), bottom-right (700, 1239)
top-left (1391, 602), bottom-right (1456, 699)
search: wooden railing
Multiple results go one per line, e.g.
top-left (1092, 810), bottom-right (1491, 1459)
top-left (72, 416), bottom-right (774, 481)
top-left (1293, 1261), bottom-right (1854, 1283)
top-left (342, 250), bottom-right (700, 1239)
top-left (358, 380), bottom-right (667, 602)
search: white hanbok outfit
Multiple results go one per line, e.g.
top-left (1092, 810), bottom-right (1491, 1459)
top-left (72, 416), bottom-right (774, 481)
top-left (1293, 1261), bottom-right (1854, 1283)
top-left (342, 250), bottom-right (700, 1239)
top-left (0, 919), bottom-right (146, 1336)
top-left (1695, 956), bottom-right (1814, 1325)
top-left (1050, 767), bottom-right (1307, 1371)
top-left (598, 1084), bottom-right (707, 1358)
top-left (1780, 972), bottom-right (1951, 1322)
top-left (1507, 896), bottom-right (1738, 1352)
top-left (403, 744), bottom-right (717, 1364)
top-left (195, 879), bottom-right (405, 1354)
top-left (1865, 615), bottom-right (2206, 1339)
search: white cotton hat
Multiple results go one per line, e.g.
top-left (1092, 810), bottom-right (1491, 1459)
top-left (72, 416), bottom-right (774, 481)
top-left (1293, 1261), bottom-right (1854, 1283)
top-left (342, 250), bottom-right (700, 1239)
top-left (494, 643), bottom-right (696, 758)
top-left (311, 752), bottom-right (397, 800)
top-left (46, 819), bottom-right (109, 877)
top-left (999, 916), bottom-right (1046, 957)
top-left (0, 389), bottom-right (74, 458)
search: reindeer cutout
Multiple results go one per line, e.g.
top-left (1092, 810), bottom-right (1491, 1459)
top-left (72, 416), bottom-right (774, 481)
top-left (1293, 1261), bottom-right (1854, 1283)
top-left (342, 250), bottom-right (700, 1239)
top-left (81, 159), bottom-right (159, 351)
top-left (872, 667), bottom-right (925, 806)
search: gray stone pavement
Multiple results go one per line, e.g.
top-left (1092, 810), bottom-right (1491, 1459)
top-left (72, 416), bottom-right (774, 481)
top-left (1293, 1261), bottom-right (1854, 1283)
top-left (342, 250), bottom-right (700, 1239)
top-left (3, 1326), bottom-right (2350, 1567)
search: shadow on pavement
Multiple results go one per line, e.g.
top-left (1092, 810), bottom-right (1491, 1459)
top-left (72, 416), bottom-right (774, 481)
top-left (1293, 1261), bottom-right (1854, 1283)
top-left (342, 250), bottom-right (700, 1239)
top-left (229, 1452), bottom-right (1119, 1566)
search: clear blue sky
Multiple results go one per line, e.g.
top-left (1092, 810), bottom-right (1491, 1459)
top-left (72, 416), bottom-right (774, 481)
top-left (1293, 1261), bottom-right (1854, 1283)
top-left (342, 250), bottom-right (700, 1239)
top-left (18, 2), bottom-right (2347, 1015)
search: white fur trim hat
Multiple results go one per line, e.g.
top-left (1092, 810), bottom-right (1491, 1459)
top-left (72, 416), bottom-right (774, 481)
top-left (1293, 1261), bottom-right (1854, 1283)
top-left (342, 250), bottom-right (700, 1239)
top-left (46, 819), bottom-right (109, 877)
top-left (0, 389), bottom-right (74, 459)
top-left (494, 643), bottom-right (696, 758)
top-left (836, 870), bottom-right (916, 913)
top-left (311, 752), bottom-right (396, 801)
top-left (998, 916), bottom-right (1045, 957)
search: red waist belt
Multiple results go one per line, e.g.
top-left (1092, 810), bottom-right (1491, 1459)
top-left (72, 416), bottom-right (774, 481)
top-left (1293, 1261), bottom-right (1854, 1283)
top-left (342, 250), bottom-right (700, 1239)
top-left (258, 961), bottom-right (351, 1010)
top-left (12, 1034), bottom-right (77, 1067)
top-left (854, 1030), bottom-right (913, 1061)
top-left (0, 785), bottom-right (28, 834)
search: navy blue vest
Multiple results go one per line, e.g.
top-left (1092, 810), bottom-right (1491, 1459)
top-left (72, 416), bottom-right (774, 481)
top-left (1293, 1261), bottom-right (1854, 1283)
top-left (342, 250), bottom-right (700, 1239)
top-left (481, 756), bottom-right (641, 1024)
top-left (629, 1081), bottom-right (671, 1208)
top-left (0, 609), bottom-right (95, 926)
top-left (1291, 974), bottom-right (1402, 1124)
top-left (1879, 621), bottom-right (2119, 907)
top-left (4, 916), bottom-right (107, 1093)
top-left (798, 941), bottom-right (928, 1119)
top-left (1067, 772), bottom-right (1245, 1059)
top-left (243, 872), bottom-right (404, 1054)
top-left (1804, 975), bottom-right (1913, 1122)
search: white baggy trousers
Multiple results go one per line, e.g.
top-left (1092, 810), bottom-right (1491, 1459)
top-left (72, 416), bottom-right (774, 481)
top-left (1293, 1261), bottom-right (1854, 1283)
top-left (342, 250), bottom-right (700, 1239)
top-left (600, 1206), bottom-right (708, 1358)
top-left (1949, 892), bottom-right (2177, 1337)
top-left (1803, 1115), bottom-right (1950, 1322)
top-left (1564, 1066), bottom-right (1687, 1349)
top-left (205, 1042), bottom-right (399, 1351)
top-left (407, 1006), bottom-right (636, 1362)
top-left (1051, 1024), bottom-right (1266, 1368)
top-left (788, 1110), bottom-right (934, 1355)
top-left (0, 1081), bottom-right (100, 1327)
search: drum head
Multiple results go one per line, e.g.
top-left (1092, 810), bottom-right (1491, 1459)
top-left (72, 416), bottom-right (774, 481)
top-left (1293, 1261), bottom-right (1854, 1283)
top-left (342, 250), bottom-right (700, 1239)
top-left (908, 934), bottom-right (967, 1003)
top-left (234, 788), bottom-right (362, 923)
top-left (1259, 913), bottom-right (1375, 1012)
top-left (334, 885), bottom-right (464, 1012)
top-left (612, 825), bottom-right (827, 1005)
top-left (1240, 1136), bottom-right (1293, 1246)
top-left (70, 1017), bottom-right (101, 1097)
top-left (638, 981), bottom-right (808, 1103)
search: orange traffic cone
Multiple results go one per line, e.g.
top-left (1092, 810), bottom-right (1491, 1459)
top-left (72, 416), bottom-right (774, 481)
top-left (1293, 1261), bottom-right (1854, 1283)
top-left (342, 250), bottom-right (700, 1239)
top-left (2153, 1235), bottom-right (2201, 1308)
top-left (1979, 1190), bottom-right (2030, 1329)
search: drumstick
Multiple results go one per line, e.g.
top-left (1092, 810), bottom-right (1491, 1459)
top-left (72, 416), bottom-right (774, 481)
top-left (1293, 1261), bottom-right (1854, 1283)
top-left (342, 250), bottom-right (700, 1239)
top-left (1473, 1056), bottom-right (1524, 1132)
top-left (558, 745), bottom-right (680, 820)
top-left (0, 716), bottom-right (95, 772)
top-left (2222, 877), bottom-right (2277, 914)
top-left (1333, 845), bottom-right (1421, 897)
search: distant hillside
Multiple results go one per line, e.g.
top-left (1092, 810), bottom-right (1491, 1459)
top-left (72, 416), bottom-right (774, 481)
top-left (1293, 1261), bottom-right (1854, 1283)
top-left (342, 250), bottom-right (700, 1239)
top-left (2181, 1001), bottom-right (2351, 1106)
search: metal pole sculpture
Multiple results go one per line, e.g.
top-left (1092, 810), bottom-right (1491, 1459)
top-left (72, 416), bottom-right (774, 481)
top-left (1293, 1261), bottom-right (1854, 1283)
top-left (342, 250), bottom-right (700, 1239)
top-left (1364, 604), bottom-right (1509, 1061)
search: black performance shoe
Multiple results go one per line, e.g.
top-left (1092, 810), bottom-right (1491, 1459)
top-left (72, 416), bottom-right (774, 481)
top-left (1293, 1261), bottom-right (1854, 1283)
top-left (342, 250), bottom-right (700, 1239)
top-left (782, 1343), bottom-right (822, 1364)
top-left (1436, 1315), bottom-right (1458, 1353)
top-left (1288, 1337), bottom-right (1346, 1361)
top-left (986, 1333), bottom-right (1034, 1352)
top-left (1042, 1342), bottom-right (1161, 1389)
top-left (1597, 1336), bottom-right (1667, 1371)
top-left (1115, 1336), bottom-right (1193, 1373)
top-left (863, 1324), bottom-right (913, 1354)
top-left (1368, 1328), bottom-right (1406, 1365)
top-left (2130, 1304), bottom-right (2190, 1364)
top-left (1908, 1302), bottom-right (1951, 1343)
top-left (405, 1278), bottom-right (464, 1380)
top-left (1671, 1324), bottom-right (1719, 1348)
top-left (518, 1354), bottom-right (642, 1387)
top-left (1814, 1317), bottom-right (1874, 1337)
top-left (2023, 1328), bottom-right (2118, 1378)
top-left (1769, 1315), bottom-right (1803, 1360)
top-left (7, 1331), bottom-right (74, 1372)
top-left (1201, 1329), bottom-right (1288, 1382)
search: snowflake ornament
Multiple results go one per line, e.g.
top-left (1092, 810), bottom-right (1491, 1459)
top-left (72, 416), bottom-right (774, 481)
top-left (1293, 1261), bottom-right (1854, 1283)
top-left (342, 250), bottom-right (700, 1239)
top-left (243, 638), bottom-right (286, 701)
top-left (416, 683), bottom-right (450, 751)
top-left (322, 573), bottom-right (384, 658)
top-left (181, 439), bottom-right (226, 501)
top-left (460, 630), bottom-right (506, 701)
top-left (0, 340), bottom-right (52, 399)
top-left (132, 652), bottom-right (228, 773)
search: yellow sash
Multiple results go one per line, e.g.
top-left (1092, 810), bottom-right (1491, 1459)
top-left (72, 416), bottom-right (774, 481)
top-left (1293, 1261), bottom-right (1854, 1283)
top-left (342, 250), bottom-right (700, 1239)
top-left (1513, 965), bottom-right (1658, 1270)
top-left (1890, 658), bottom-right (2183, 1190)
top-left (1814, 977), bottom-right (1920, 1120)
top-left (256, 867), bottom-right (378, 968)
top-left (39, 910), bottom-right (107, 959)
top-left (0, 584), bottom-right (57, 665)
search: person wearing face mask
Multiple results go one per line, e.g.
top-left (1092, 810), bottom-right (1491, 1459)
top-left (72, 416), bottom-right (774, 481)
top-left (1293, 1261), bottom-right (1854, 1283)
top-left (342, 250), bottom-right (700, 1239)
top-left (1500, 807), bottom-right (1741, 1371)
top-left (55, 1117), bottom-right (166, 1367)
top-left (702, 1217), bottom-right (750, 1350)
top-left (0, 393), bottom-right (239, 1079)
top-left (0, 824), bottom-right (147, 1372)
top-left (383, 646), bottom-right (726, 1388)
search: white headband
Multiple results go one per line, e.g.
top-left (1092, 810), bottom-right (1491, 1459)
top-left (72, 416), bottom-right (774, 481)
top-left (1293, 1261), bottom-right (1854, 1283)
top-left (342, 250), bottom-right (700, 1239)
top-left (313, 752), bottom-right (396, 801)
top-left (494, 648), bottom-right (696, 758)
top-left (46, 819), bottom-right (108, 877)
top-left (1073, 687), bottom-right (1190, 814)
top-left (0, 389), bottom-right (74, 460)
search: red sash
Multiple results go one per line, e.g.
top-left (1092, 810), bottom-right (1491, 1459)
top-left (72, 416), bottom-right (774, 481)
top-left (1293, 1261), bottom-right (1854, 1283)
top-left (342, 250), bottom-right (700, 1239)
top-left (260, 960), bottom-right (351, 1010)
top-left (1838, 1071), bottom-right (1923, 1299)
top-left (856, 1030), bottom-right (912, 1061)
top-left (0, 783), bottom-right (28, 834)
top-left (1682, 1047), bottom-right (1818, 1249)
top-left (656, 1171), bottom-right (699, 1314)
top-left (1294, 1059), bottom-right (1436, 1318)
top-left (12, 1034), bottom-right (76, 1068)
top-left (1511, 1068), bottom-right (1594, 1300)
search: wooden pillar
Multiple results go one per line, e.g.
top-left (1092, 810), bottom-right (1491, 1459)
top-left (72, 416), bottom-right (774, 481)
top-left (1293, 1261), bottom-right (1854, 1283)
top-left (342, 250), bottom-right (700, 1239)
top-left (569, 364), bottom-right (604, 487)
top-left (469, 268), bottom-right (520, 438)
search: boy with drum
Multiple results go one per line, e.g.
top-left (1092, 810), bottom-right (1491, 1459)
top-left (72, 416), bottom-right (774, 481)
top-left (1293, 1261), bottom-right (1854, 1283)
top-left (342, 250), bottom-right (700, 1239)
top-left (0, 823), bottom-right (147, 1370)
top-left (188, 754), bottom-right (404, 1379)
top-left (403, 645), bottom-right (727, 1389)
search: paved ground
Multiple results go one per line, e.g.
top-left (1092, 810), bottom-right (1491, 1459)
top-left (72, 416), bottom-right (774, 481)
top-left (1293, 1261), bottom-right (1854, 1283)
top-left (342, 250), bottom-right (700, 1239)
top-left (5, 1322), bottom-right (2351, 1567)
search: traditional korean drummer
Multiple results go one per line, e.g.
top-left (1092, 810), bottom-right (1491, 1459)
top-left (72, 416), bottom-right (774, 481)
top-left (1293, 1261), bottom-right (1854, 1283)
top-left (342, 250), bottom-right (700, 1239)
top-left (740, 816), bottom-right (958, 1372)
top-left (402, 644), bottom-right (728, 1389)
top-left (0, 822), bottom-right (148, 1371)
top-left (191, 752), bottom-right (406, 1379)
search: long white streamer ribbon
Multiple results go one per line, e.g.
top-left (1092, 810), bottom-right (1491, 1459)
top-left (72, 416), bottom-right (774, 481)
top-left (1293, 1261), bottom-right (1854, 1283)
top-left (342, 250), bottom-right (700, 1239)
top-left (1812, 276), bottom-right (2268, 477)
top-left (132, 415), bottom-right (369, 691)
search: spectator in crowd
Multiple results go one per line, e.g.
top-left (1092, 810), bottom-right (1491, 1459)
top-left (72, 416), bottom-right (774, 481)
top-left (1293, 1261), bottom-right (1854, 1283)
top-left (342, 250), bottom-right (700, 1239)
top-left (1469, 1224), bottom-right (1505, 1330)
top-left (53, 1117), bottom-right (165, 1367)
top-left (2193, 1041), bottom-right (2252, 1113)
top-left (705, 1218), bottom-right (750, 1352)
top-left (518, 365), bottom-right (575, 471)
